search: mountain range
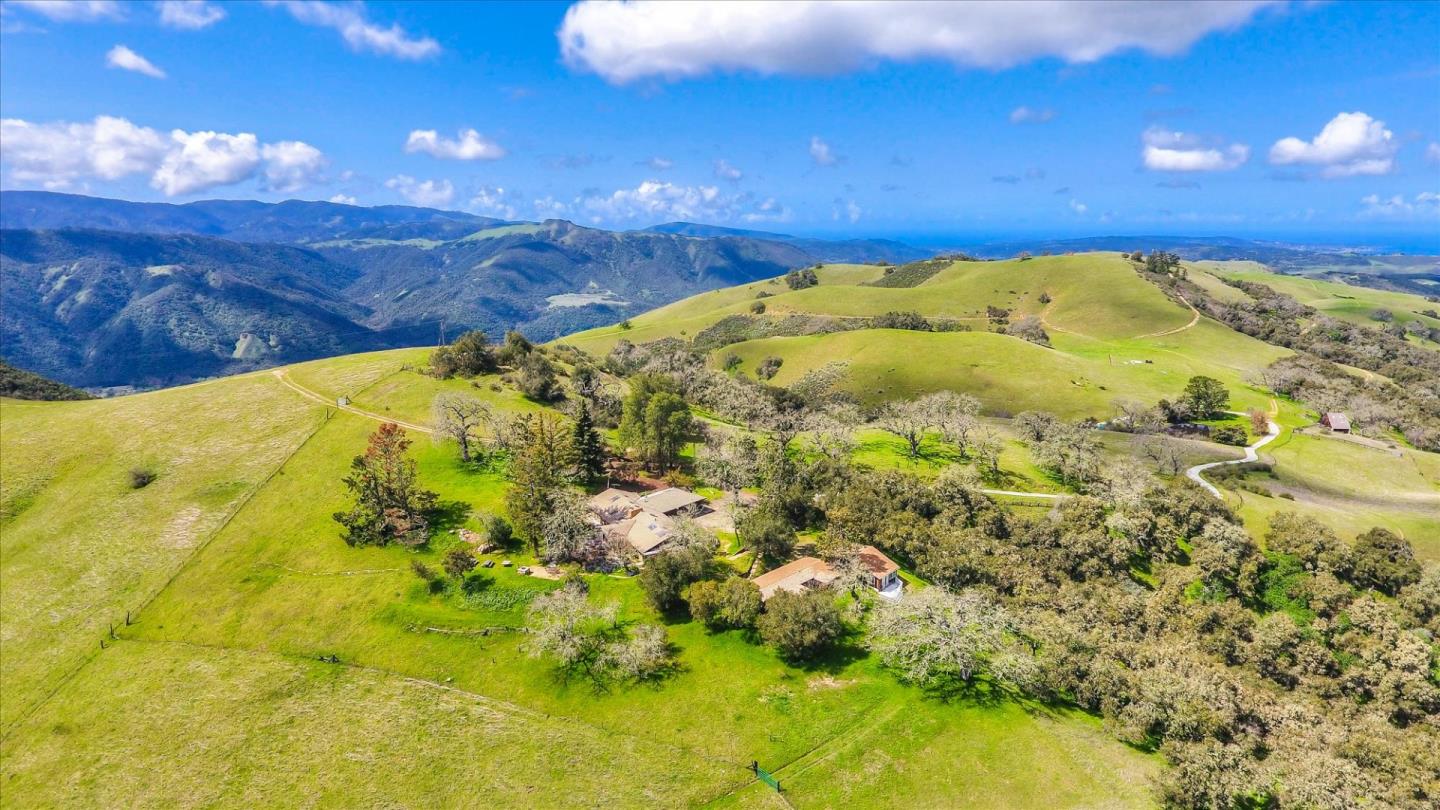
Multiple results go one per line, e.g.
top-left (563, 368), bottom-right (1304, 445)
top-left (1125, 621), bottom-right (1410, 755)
top-left (0, 192), bottom-right (928, 389)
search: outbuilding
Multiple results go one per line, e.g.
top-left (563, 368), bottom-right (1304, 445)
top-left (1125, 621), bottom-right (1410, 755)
top-left (1321, 412), bottom-right (1351, 433)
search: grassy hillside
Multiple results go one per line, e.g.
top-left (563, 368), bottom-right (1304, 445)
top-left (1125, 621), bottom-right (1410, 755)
top-left (1201, 260), bottom-right (1440, 334)
top-left (1230, 431), bottom-right (1440, 557)
top-left (565, 253), bottom-right (1288, 419)
top-left (0, 348), bottom-right (1156, 807)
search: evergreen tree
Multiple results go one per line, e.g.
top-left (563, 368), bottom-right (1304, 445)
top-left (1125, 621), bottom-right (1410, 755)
top-left (572, 401), bottom-right (606, 483)
top-left (333, 423), bottom-right (438, 547)
top-left (505, 413), bottom-right (573, 555)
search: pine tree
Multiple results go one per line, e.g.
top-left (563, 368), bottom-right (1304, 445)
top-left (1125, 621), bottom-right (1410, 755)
top-left (505, 413), bottom-right (572, 555)
top-left (572, 402), bottom-right (606, 483)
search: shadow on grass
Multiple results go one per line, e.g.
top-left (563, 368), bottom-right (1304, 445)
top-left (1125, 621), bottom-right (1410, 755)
top-left (779, 627), bottom-right (870, 675)
top-left (428, 499), bottom-right (474, 534)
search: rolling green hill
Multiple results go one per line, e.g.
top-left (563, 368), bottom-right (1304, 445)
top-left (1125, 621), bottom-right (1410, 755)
top-left (0, 348), bottom-right (1156, 808)
top-left (565, 252), bottom-right (1289, 417)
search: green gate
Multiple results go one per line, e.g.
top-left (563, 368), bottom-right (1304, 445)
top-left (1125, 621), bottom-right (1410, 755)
top-left (751, 761), bottom-right (781, 792)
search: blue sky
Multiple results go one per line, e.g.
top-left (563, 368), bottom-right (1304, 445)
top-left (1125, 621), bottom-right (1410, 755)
top-left (2, 1), bottom-right (1438, 248)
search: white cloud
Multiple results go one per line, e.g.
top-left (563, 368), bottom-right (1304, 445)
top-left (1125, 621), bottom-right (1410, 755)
top-left (0, 115), bottom-right (327, 195)
top-left (153, 130), bottom-right (261, 196)
top-left (559, 0), bottom-right (1277, 83)
top-left (260, 140), bottom-right (326, 193)
top-left (546, 180), bottom-right (788, 225)
top-left (105, 45), bottom-right (166, 79)
top-left (385, 174), bottom-right (455, 207)
top-left (844, 200), bottom-right (861, 223)
top-left (328, 193), bottom-right (358, 205)
top-left (0, 116), bottom-right (168, 188)
top-left (1269, 112), bottom-right (1397, 178)
top-left (268, 0), bottom-right (440, 60)
top-left (156, 0), bottom-right (225, 29)
top-left (713, 159), bottom-right (742, 181)
top-left (642, 156), bottom-right (673, 170)
top-left (403, 128), bottom-right (506, 161)
top-left (1142, 126), bottom-right (1249, 171)
top-left (1428, 142), bottom-right (1440, 165)
top-left (533, 196), bottom-right (569, 219)
top-left (1359, 191), bottom-right (1440, 219)
top-left (467, 186), bottom-right (518, 220)
top-left (809, 135), bottom-right (838, 167)
top-left (1009, 106), bottom-right (1055, 124)
top-left (1069, 198), bottom-right (1088, 215)
top-left (9, 1), bottom-right (122, 21)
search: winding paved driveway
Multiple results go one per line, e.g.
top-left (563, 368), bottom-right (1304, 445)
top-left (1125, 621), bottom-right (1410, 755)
top-left (1185, 412), bottom-right (1281, 499)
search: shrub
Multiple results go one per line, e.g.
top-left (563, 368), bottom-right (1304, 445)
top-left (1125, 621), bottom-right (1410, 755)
top-left (756, 356), bottom-right (784, 380)
top-left (757, 589), bottom-right (843, 661)
top-left (1350, 528), bottom-right (1421, 595)
top-left (443, 547), bottom-right (478, 579)
top-left (688, 577), bottom-right (762, 630)
top-left (430, 331), bottom-right (497, 378)
top-left (722, 353), bottom-right (742, 371)
top-left (128, 467), bottom-right (157, 489)
top-left (750, 301), bottom-right (767, 314)
top-left (1212, 425), bottom-right (1249, 446)
top-left (869, 311), bottom-right (931, 331)
top-left (481, 513), bottom-right (513, 547)
top-left (785, 268), bottom-right (819, 290)
top-left (638, 546), bottom-right (714, 612)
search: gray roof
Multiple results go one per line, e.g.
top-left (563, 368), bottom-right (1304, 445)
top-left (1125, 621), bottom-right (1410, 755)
top-left (636, 487), bottom-right (706, 515)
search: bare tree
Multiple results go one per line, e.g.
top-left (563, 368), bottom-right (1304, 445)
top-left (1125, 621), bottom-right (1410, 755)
top-left (432, 393), bottom-right (492, 462)
top-left (970, 426), bottom-right (1004, 479)
top-left (925, 391), bottom-right (982, 454)
top-left (875, 399), bottom-right (935, 458)
top-left (1134, 435), bottom-right (1184, 476)
top-left (867, 587), bottom-right (1036, 689)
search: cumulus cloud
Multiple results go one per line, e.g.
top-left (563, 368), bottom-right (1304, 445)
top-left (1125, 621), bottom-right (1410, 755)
top-left (260, 140), bottom-right (327, 193)
top-left (268, 0), bottom-right (440, 60)
top-left (467, 186), bottom-right (518, 220)
top-left (0, 115), bottom-right (325, 195)
top-left (153, 130), bottom-right (261, 195)
top-left (1269, 112), bottom-right (1397, 178)
top-left (1009, 106), bottom-right (1056, 124)
top-left (403, 128), bottom-right (506, 161)
top-left (328, 193), bottom-right (358, 205)
top-left (1069, 198), bottom-right (1088, 215)
top-left (0, 116), bottom-right (167, 188)
top-left (640, 156), bottom-right (673, 170)
top-left (156, 0), bottom-right (225, 29)
top-left (1142, 126), bottom-right (1249, 171)
top-left (559, 1), bottom-right (1277, 83)
top-left (9, 1), bottom-right (122, 21)
top-left (809, 136), bottom-right (838, 166)
top-left (105, 45), bottom-right (166, 79)
top-left (385, 174), bottom-right (455, 207)
top-left (713, 159), bottom-right (743, 181)
top-left (1359, 191), bottom-right (1440, 219)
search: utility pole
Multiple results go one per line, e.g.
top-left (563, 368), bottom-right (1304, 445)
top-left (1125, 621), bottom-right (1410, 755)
top-left (437, 317), bottom-right (446, 346)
